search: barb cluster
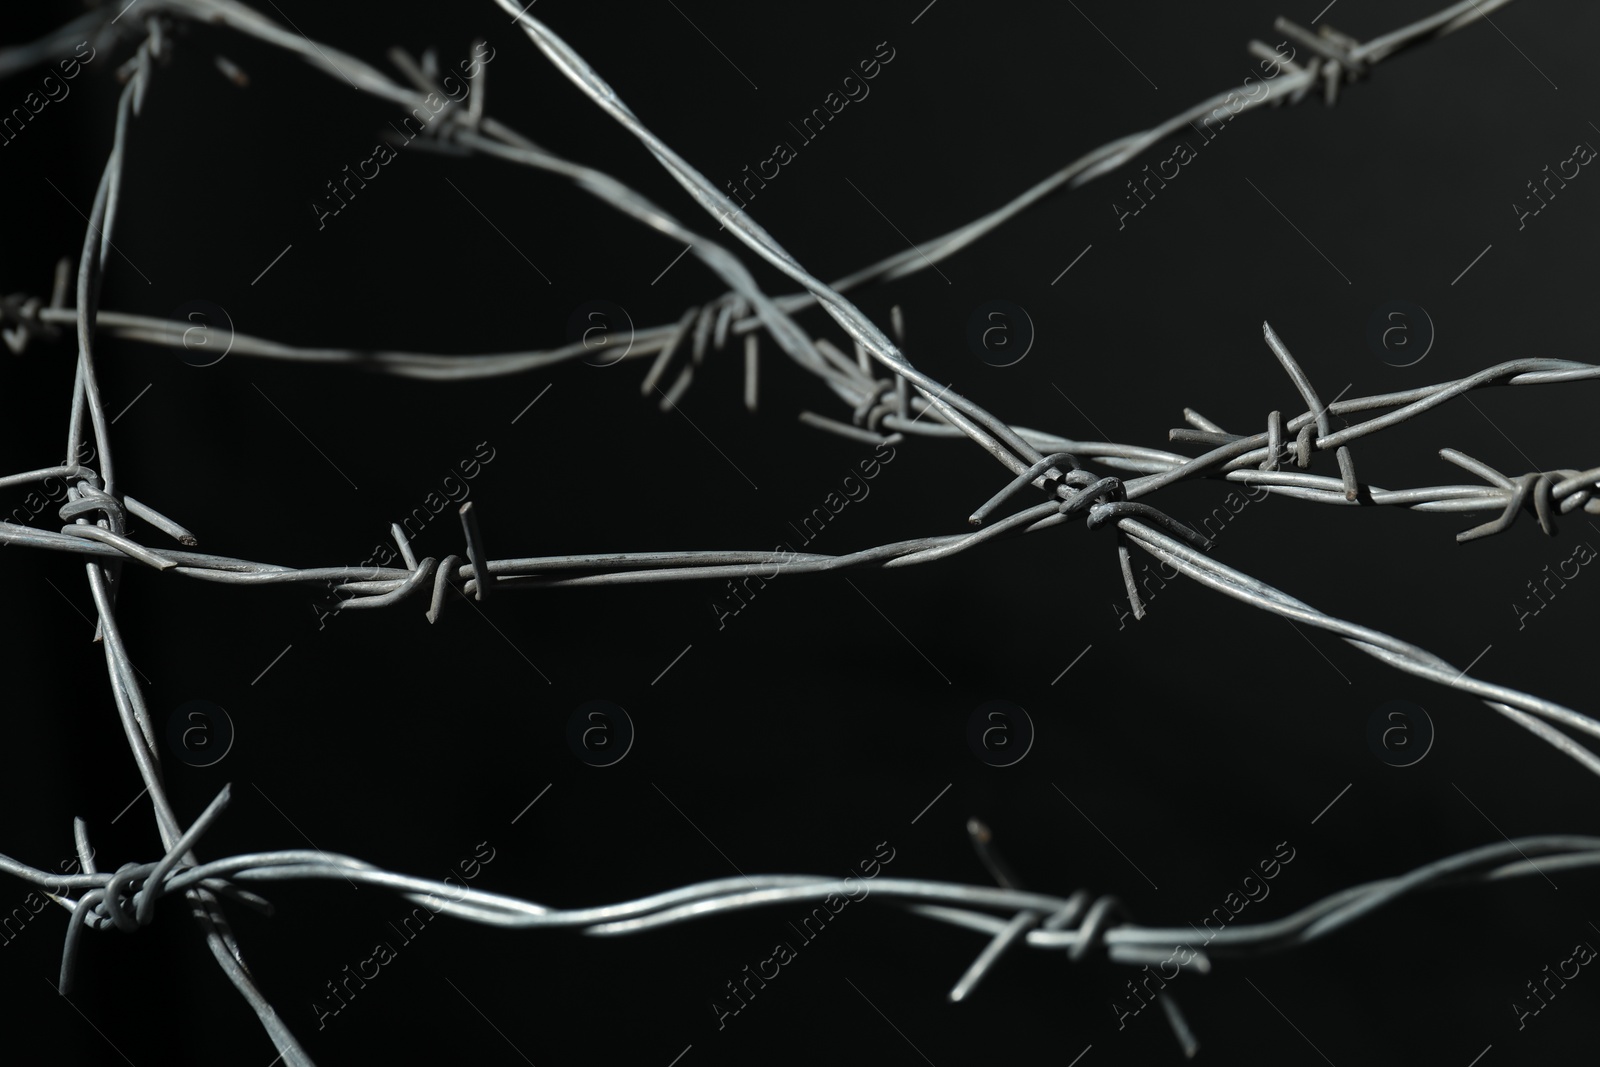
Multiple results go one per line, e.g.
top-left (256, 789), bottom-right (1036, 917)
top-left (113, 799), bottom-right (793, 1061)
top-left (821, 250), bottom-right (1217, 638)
top-left (8, 787), bottom-right (1599, 1059)
top-left (2, 0), bottom-right (1594, 1063)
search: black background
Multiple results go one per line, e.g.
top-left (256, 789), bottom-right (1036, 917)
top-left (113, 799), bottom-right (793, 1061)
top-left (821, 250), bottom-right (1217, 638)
top-left (4, 0), bottom-right (1599, 1064)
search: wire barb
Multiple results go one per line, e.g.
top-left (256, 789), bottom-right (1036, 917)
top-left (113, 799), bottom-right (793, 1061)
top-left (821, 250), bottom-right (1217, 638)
top-left (0, 1), bottom-right (1574, 1063)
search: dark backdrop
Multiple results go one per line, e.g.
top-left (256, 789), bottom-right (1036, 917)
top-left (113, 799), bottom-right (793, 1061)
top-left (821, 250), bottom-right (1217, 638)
top-left (3, 1), bottom-right (1598, 1064)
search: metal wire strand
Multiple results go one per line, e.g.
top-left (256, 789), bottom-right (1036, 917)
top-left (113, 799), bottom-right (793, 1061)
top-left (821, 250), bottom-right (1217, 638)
top-left (9, 793), bottom-right (1596, 1064)
top-left (0, 2), bottom-right (1575, 1064)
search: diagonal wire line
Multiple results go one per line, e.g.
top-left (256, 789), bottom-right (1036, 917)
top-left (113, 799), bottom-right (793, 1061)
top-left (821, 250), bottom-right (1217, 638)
top-left (0, 3), bottom-right (1576, 1064)
top-left (653, 782), bottom-right (753, 884)
top-left (843, 177), bottom-right (952, 284)
top-left (42, 176), bottom-right (151, 284)
top-left (1243, 177), bottom-right (1351, 285)
top-left (844, 576), bottom-right (950, 683)
top-left (1053, 784), bottom-right (1160, 890)
top-left (1065, 0), bottom-right (1158, 89)
top-left (665, 0), bottom-right (758, 89)
top-left (250, 383), bottom-right (360, 490)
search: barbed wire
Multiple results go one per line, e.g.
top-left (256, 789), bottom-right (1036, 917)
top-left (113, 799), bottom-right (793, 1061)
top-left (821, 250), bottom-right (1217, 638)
top-left (6, 786), bottom-right (1600, 1057)
top-left (4, 0), bottom-right (1595, 1063)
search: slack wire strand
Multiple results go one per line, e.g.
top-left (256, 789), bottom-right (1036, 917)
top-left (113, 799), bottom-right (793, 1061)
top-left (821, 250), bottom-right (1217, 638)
top-left (486, 0), bottom-right (1042, 478)
top-left (7, 787), bottom-right (1600, 1058)
top-left (0, 0), bottom-right (1544, 467)
top-left (0, 0), bottom-right (1589, 1063)
top-left (0, 0), bottom-right (1585, 832)
top-left (4, 397), bottom-right (1598, 787)
top-left (3, 0), bottom-right (1556, 494)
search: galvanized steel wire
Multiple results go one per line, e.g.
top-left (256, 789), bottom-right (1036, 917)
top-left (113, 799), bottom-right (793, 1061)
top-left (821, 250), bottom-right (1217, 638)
top-left (3, 0), bottom-right (1596, 1062)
